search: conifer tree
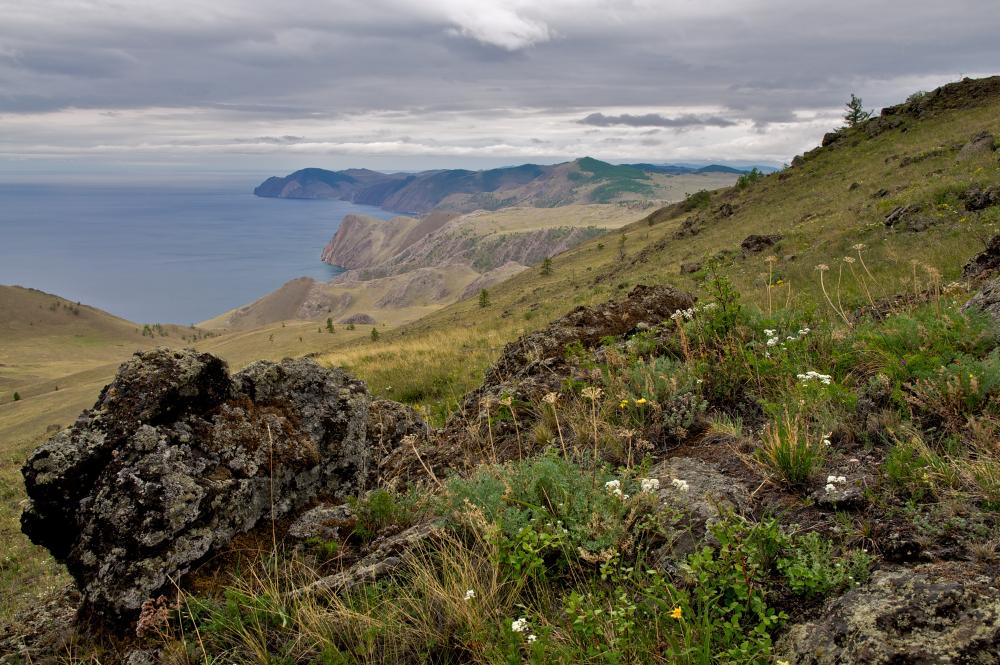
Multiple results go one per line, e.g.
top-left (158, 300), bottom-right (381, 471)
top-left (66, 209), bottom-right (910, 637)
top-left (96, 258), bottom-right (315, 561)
top-left (844, 93), bottom-right (872, 127)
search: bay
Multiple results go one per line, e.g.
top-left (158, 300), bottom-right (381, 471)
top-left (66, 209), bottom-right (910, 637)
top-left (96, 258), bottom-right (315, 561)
top-left (0, 180), bottom-right (395, 324)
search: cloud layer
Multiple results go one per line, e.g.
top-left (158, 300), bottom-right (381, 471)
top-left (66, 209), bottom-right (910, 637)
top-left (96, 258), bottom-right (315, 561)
top-left (1, 0), bottom-right (997, 174)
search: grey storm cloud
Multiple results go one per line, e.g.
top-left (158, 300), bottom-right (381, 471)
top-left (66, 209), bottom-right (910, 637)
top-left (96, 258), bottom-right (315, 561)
top-left (580, 112), bottom-right (738, 128)
top-left (0, 0), bottom-right (998, 171)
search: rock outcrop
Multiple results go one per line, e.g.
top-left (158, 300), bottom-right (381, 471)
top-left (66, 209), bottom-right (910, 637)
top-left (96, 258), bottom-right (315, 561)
top-left (956, 130), bottom-right (996, 161)
top-left (740, 234), bottom-right (782, 254)
top-left (884, 204), bottom-right (935, 232)
top-left (778, 563), bottom-right (1000, 664)
top-left (379, 285), bottom-right (697, 486)
top-left (483, 284), bottom-right (695, 387)
top-left (647, 457), bottom-right (750, 565)
top-left (20, 348), bottom-right (422, 625)
top-left (962, 184), bottom-right (1000, 211)
top-left (964, 235), bottom-right (1000, 280)
top-left (964, 277), bottom-right (1000, 325)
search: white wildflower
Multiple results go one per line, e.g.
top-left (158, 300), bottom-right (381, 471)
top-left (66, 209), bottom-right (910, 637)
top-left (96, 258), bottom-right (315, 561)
top-left (604, 479), bottom-right (623, 497)
top-left (512, 618), bottom-right (528, 633)
top-left (640, 478), bottom-right (660, 493)
top-left (527, 634), bottom-right (538, 643)
top-left (764, 329), bottom-right (777, 336)
top-left (798, 370), bottom-right (833, 385)
top-left (464, 589), bottom-right (476, 601)
top-left (825, 483), bottom-right (837, 492)
top-left (671, 478), bottom-right (690, 492)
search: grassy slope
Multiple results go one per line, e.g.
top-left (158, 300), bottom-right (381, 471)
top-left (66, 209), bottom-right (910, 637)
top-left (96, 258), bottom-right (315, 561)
top-left (316, 97), bottom-right (999, 415)
top-left (1, 83), bottom-right (998, 631)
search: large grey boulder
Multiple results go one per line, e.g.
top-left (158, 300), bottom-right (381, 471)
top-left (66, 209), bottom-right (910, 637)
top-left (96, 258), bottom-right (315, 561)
top-left (956, 130), bottom-right (996, 161)
top-left (19, 348), bottom-right (411, 625)
top-left (778, 564), bottom-right (1000, 664)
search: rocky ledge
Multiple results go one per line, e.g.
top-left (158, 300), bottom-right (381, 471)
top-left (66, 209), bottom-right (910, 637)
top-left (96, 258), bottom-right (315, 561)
top-left (20, 349), bottom-right (423, 625)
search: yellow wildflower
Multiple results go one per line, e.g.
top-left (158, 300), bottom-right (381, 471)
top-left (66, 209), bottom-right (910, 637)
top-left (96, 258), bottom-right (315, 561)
top-left (619, 399), bottom-right (629, 409)
top-left (670, 606), bottom-right (682, 619)
top-left (635, 398), bottom-right (648, 405)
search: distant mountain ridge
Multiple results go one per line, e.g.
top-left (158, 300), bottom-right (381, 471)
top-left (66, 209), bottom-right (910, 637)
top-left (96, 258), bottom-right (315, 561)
top-left (253, 157), bottom-right (754, 214)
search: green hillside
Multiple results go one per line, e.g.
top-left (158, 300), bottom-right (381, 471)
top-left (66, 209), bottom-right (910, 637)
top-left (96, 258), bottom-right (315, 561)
top-left (322, 77), bottom-right (1000, 414)
top-left (3, 77), bottom-right (1000, 662)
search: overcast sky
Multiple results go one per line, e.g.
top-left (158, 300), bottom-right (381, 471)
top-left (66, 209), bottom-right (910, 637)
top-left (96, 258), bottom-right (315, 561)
top-left (1, 0), bottom-right (997, 178)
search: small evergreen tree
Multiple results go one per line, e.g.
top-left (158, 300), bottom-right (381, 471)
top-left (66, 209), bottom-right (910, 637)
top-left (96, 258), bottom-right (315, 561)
top-left (371, 327), bottom-right (380, 342)
top-left (541, 256), bottom-right (553, 276)
top-left (618, 233), bottom-right (627, 261)
top-left (13, 392), bottom-right (21, 401)
top-left (326, 317), bottom-right (335, 333)
top-left (844, 93), bottom-right (872, 127)
top-left (478, 289), bottom-right (490, 308)
top-left (347, 323), bottom-right (355, 331)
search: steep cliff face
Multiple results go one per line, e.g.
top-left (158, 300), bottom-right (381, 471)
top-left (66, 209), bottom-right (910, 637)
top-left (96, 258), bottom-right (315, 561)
top-left (320, 213), bottom-right (456, 269)
top-left (335, 222), bottom-right (605, 281)
top-left (209, 204), bottom-right (648, 331)
top-left (322, 206), bottom-right (631, 280)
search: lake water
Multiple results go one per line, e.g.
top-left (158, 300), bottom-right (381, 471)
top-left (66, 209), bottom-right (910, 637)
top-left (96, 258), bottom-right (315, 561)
top-left (0, 181), bottom-right (395, 324)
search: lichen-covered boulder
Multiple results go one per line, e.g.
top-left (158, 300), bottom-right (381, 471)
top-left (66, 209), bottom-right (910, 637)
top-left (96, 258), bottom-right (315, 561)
top-left (777, 564), bottom-right (1000, 664)
top-left (646, 456), bottom-right (751, 564)
top-left (19, 348), bottom-right (412, 625)
top-left (956, 130), bottom-right (996, 161)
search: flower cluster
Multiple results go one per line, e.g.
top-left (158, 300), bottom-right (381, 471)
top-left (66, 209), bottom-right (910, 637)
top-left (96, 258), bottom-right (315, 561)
top-left (764, 327), bottom-right (810, 348)
top-left (825, 475), bottom-right (848, 493)
top-left (511, 617), bottom-right (537, 643)
top-left (671, 478), bottom-right (689, 492)
top-left (671, 302), bottom-right (718, 322)
top-left (640, 477), bottom-right (660, 493)
top-left (463, 589), bottom-right (476, 601)
top-left (797, 370), bottom-right (832, 385)
top-left (604, 479), bottom-right (629, 501)
top-left (619, 397), bottom-right (648, 409)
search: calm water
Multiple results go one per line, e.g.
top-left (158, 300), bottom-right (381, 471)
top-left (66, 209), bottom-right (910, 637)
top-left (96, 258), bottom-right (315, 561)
top-left (0, 181), bottom-right (395, 324)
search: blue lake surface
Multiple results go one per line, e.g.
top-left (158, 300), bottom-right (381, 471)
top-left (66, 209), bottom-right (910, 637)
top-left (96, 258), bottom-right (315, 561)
top-left (0, 181), bottom-right (395, 324)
